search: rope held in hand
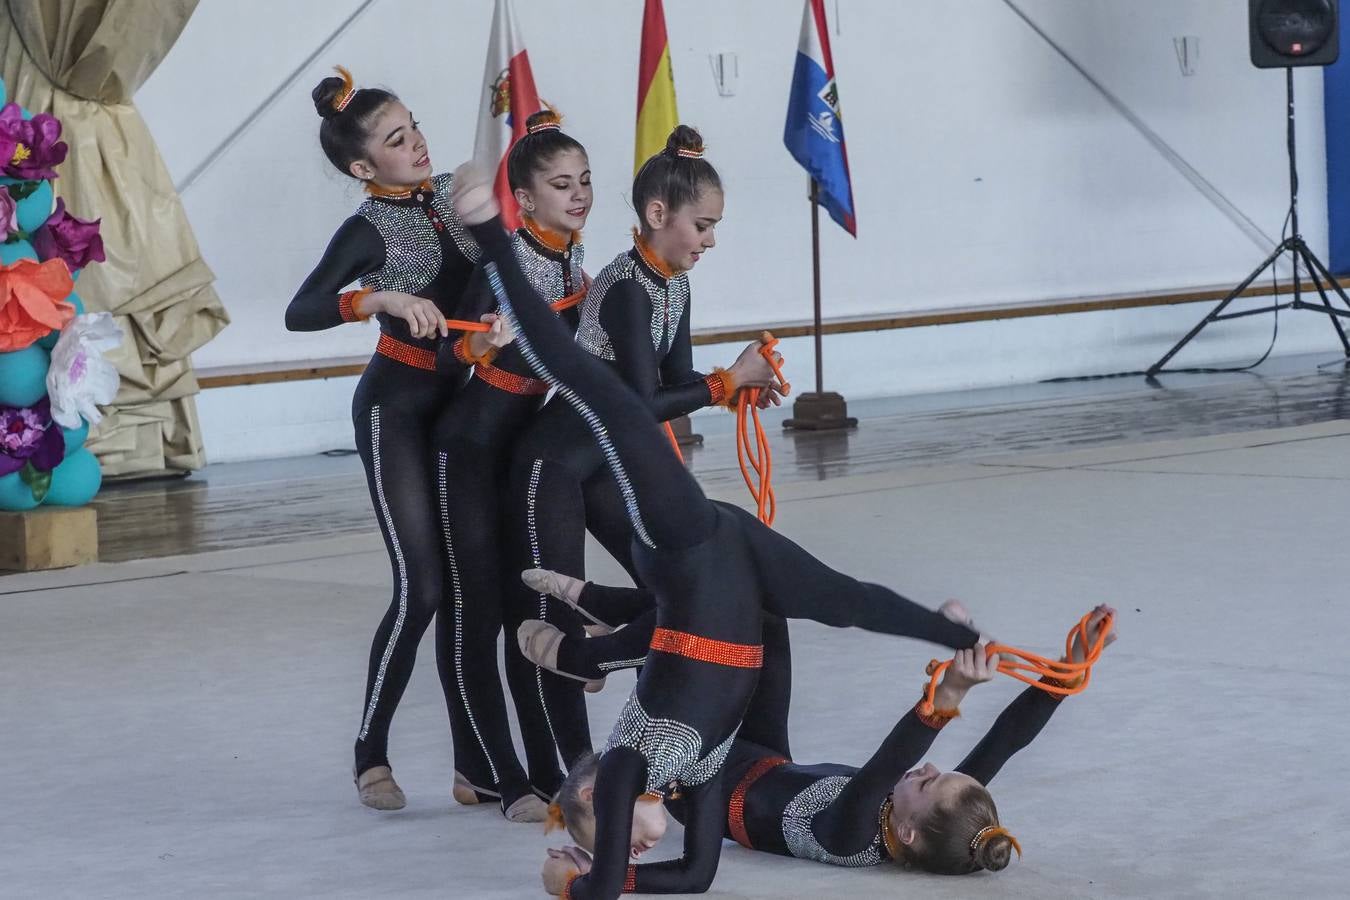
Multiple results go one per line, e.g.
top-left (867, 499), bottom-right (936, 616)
top-left (918, 612), bottom-right (1114, 716)
top-left (443, 286), bottom-right (587, 333)
top-left (735, 334), bottom-right (790, 526)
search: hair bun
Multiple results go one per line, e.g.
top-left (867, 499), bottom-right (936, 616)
top-left (312, 65), bottom-right (356, 119)
top-left (526, 108), bottom-right (564, 135)
top-left (312, 76), bottom-right (345, 120)
top-left (664, 124), bottom-right (705, 159)
top-left (972, 827), bottom-right (1020, 872)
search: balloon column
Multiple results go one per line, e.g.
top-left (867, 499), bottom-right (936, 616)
top-left (0, 77), bottom-right (120, 512)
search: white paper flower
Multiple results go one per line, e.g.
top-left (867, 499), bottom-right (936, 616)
top-left (45, 312), bottom-right (124, 429)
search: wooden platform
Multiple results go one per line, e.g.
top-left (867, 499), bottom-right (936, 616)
top-left (0, 507), bottom-right (98, 572)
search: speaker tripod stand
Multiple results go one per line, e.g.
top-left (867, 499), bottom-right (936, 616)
top-left (1148, 67), bottom-right (1350, 376)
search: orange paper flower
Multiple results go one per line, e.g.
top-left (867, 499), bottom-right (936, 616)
top-left (0, 257), bottom-right (75, 351)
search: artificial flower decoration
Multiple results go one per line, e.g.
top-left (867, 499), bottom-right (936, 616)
top-left (0, 257), bottom-right (75, 351)
top-left (32, 199), bottom-right (104, 272)
top-left (0, 395), bottom-right (64, 479)
top-left (46, 312), bottom-right (124, 428)
top-left (0, 103), bottom-right (68, 181)
top-left (0, 185), bottom-right (17, 238)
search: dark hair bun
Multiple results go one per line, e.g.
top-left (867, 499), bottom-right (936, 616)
top-left (312, 76), bottom-right (346, 120)
top-left (665, 124), bottom-right (704, 156)
top-left (974, 833), bottom-right (1014, 872)
top-left (526, 108), bottom-right (563, 132)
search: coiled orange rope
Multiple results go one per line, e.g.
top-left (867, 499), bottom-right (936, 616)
top-left (918, 611), bottom-right (1114, 716)
top-left (736, 334), bottom-right (790, 526)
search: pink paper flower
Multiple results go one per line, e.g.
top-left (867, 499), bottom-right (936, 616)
top-left (0, 103), bottom-right (68, 181)
top-left (32, 198), bottom-right (105, 272)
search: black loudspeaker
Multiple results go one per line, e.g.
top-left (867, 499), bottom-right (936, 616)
top-left (1250, 0), bottom-right (1339, 68)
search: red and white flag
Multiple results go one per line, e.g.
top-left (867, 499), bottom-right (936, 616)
top-left (472, 0), bottom-right (542, 230)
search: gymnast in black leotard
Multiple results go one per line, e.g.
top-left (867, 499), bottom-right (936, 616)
top-left (286, 69), bottom-right (509, 812)
top-left (447, 158), bottom-right (990, 899)
top-left (533, 592), bottom-right (1115, 889)
top-left (427, 109), bottom-right (594, 818)
top-left (499, 125), bottom-right (784, 793)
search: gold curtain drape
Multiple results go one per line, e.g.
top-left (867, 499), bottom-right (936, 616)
top-left (0, 0), bottom-right (228, 477)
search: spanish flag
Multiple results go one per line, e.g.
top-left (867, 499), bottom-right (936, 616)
top-left (634, 0), bottom-right (678, 174)
top-left (473, 0), bottom-right (541, 230)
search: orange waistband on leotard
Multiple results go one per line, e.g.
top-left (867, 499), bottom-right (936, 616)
top-left (474, 361), bottom-right (549, 395)
top-left (727, 756), bottom-right (789, 848)
top-left (375, 333), bottom-right (438, 371)
top-left (648, 627), bottom-right (764, 669)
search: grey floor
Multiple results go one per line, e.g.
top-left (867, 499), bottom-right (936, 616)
top-left (4, 402), bottom-right (1349, 896)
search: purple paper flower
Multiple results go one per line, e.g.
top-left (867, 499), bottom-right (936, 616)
top-left (0, 395), bottom-right (64, 477)
top-left (0, 186), bottom-right (16, 238)
top-left (32, 198), bottom-right (104, 272)
top-left (0, 103), bottom-right (68, 181)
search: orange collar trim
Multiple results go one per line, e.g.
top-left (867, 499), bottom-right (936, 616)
top-left (365, 178), bottom-right (434, 199)
top-left (880, 796), bottom-right (902, 861)
top-left (521, 216), bottom-right (579, 254)
top-left (632, 228), bottom-right (675, 280)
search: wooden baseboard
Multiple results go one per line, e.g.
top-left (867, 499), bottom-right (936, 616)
top-left (197, 278), bottom-right (1313, 390)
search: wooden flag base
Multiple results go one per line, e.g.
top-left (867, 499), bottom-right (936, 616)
top-left (783, 392), bottom-right (858, 431)
top-left (0, 507), bottom-right (99, 572)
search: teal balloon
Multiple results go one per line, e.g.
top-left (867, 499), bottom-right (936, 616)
top-left (44, 447), bottom-right (101, 506)
top-left (0, 238), bottom-right (37, 265)
top-left (35, 292), bottom-right (84, 349)
top-left (15, 179), bottom-right (53, 233)
top-left (61, 420), bottom-right (89, 454)
top-left (0, 471), bottom-right (40, 511)
top-left (0, 344), bottom-right (50, 407)
top-left (0, 77), bottom-right (7, 106)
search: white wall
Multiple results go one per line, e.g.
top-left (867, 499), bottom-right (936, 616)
top-left (135, 0), bottom-right (1345, 462)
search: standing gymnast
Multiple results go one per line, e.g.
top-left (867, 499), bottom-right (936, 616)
top-left (447, 159), bottom-right (981, 899)
top-left (429, 109), bottom-right (594, 818)
top-left (286, 69), bottom-right (509, 812)
top-left (499, 125), bottom-right (784, 794)
top-left (537, 601), bottom-right (1116, 890)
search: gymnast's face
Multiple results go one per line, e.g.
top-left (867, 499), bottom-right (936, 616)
top-left (643, 187), bottom-right (723, 274)
top-left (349, 101), bottom-right (431, 190)
top-left (889, 763), bottom-right (981, 835)
top-left (575, 785), bottom-right (669, 860)
top-left (516, 148), bottom-right (593, 236)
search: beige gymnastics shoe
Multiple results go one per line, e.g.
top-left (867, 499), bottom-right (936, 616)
top-left (355, 765), bottom-right (406, 811)
top-left (503, 793), bottom-right (549, 823)
top-left (521, 568), bottom-right (615, 634)
top-left (517, 620), bottom-right (605, 693)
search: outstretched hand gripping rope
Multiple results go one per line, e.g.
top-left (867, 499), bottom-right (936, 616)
top-left (736, 334), bottom-right (791, 526)
top-left (918, 611), bottom-right (1115, 716)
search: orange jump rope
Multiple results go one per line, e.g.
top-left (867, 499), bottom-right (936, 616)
top-left (735, 334), bottom-right (790, 526)
top-left (918, 611), bottom-right (1114, 716)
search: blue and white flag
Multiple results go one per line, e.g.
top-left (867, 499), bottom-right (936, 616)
top-left (784, 0), bottom-right (856, 235)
